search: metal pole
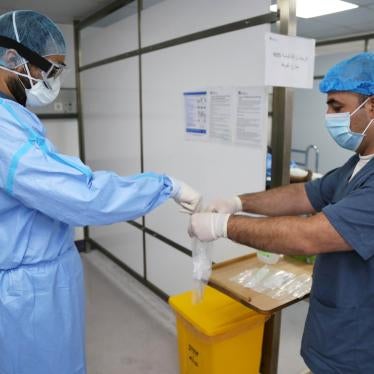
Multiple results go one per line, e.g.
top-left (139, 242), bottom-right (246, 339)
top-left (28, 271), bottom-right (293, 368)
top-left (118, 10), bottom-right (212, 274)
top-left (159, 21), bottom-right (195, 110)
top-left (261, 1), bottom-right (297, 373)
top-left (137, 0), bottom-right (148, 280)
top-left (74, 20), bottom-right (91, 251)
top-left (270, 0), bottom-right (296, 187)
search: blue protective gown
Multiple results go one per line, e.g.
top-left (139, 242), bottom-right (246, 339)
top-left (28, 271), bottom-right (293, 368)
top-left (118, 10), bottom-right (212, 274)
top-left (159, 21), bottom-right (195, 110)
top-left (0, 97), bottom-right (175, 374)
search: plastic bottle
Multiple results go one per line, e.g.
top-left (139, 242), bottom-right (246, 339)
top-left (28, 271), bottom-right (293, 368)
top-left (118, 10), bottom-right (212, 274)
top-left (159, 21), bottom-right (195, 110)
top-left (257, 250), bottom-right (280, 265)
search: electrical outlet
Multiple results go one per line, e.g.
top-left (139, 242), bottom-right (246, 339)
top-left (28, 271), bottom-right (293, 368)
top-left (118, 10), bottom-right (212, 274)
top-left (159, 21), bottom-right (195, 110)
top-left (54, 102), bottom-right (63, 112)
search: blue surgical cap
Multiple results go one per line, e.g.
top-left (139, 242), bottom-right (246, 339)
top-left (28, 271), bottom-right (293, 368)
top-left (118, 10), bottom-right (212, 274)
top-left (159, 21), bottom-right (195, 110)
top-left (320, 52), bottom-right (374, 96)
top-left (0, 10), bottom-right (66, 69)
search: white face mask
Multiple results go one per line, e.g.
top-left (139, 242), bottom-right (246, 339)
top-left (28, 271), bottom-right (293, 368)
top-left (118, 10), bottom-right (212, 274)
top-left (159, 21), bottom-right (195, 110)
top-left (25, 76), bottom-right (61, 107)
top-left (0, 65), bottom-right (61, 106)
top-left (325, 97), bottom-right (373, 151)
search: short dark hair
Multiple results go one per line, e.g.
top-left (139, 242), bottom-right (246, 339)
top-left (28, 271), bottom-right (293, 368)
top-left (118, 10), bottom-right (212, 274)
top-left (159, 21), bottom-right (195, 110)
top-left (357, 94), bottom-right (370, 104)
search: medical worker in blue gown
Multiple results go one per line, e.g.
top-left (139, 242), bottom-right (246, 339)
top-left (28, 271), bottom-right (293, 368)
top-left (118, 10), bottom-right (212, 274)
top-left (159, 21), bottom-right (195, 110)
top-left (0, 10), bottom-right (201, 374)
top-left (190, 52), bottom-right (374, 373)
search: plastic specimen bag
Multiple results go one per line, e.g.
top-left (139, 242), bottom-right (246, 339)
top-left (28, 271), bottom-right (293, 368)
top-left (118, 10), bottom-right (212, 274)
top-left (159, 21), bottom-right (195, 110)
top-left (191, 237), bottom-right (212, 304)
top-left (230, 265), bottom-right (312, 301)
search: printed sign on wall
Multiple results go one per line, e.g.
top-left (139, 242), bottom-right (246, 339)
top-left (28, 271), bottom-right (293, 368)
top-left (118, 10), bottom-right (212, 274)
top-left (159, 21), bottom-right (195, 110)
top-left (184, 87), bottom-right (266, 147)
top-left (265, 32), bottom-right (316, 89)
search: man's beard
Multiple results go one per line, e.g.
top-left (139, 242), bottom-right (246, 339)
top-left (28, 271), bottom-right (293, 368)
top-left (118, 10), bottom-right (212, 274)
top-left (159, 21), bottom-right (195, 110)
top-left (6, 75), bottom-right (27, 106)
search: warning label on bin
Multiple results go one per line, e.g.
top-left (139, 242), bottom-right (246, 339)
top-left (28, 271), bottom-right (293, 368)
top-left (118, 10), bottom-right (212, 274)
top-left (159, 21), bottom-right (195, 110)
top-left (188, 344), bottom-right (199, 367)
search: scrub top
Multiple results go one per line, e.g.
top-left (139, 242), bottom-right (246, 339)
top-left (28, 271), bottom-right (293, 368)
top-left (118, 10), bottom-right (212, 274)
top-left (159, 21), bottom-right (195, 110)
top-left (301, 154), bottom-right (374, 373)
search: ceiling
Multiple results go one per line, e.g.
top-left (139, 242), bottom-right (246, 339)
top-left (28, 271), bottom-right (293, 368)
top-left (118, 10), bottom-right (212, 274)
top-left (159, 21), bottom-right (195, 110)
top-left (271, 0), bottom-right (374, 41)
top-left (0, 0), bottom-right (115, 24)
top-left (0, 0), bottom-right (374, 41)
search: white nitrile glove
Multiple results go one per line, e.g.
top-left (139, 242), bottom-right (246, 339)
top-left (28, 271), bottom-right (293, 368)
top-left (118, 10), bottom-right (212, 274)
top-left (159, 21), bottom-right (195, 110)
top-left (189, 213), bottom-right (230, 242)
top-left (170, 178), bottom-right (202, 214)
top-left (205, 196), bottom-right (242, 213)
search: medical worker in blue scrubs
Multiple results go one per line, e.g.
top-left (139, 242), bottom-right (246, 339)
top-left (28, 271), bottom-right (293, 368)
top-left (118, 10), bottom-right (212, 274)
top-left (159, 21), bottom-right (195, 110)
top-left (0, 10), bottom-right (201, 374)
top-left (190, 52), bottom-right (374, 373)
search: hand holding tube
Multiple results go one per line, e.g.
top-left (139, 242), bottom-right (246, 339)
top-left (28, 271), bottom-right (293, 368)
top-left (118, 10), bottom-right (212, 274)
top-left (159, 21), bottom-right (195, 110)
top-left (189, 213), bottom-right (230, 242)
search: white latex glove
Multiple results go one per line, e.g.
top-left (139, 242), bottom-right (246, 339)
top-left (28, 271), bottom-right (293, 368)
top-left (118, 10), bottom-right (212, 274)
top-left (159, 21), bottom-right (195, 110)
top-left (205, 196), bottom-right (242, 213)
top-left (171, 178), bottom-right (202, 214)
top-left (189, 213), bottom-right (230, 242)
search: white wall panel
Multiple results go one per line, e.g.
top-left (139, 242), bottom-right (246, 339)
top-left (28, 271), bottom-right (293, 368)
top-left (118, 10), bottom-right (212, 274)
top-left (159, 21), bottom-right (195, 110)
top-left (80, 2), bottom-right (138, 66)
top-left (81, 58), bottom-right (141, 176)
top-left (142, 26), bottom-right (268, 261)
top-left (368, 39), bottom-right (374, 51)
top-left (314, 50), bottom-right (364, 77)
top-left (58, 23), bottom-right (76, 88)
top-left (79, 0), bottom-right (271, 287)
top-left (141, 0), bottom-right (269, 46)
top-left (90, 223), bottom-right (144, 276)
top-left (43, 119), bottom-right (80, 157)
top-left (81, 57), bottom-right (142, 251)
top-left (145, 234), bottom-right (193, 295)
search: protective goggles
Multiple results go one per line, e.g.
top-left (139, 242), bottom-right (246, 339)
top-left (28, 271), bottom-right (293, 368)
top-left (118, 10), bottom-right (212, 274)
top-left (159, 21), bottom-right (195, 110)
top-left (44, 61), bottom-right (66, 80)
top-left (0, 35), bottom-right (66, 87)
top-left (40, 61), bottom-right (67, 88)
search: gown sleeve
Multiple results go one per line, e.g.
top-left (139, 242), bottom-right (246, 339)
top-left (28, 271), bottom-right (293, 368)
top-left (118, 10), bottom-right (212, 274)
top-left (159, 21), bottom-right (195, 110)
top-left (0, 104), bottom-right (176, 227)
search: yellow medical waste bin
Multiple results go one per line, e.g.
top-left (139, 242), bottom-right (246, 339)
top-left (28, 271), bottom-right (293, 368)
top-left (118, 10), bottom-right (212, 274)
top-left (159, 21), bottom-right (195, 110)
top-left (169, 286), bottom-right (267, 374)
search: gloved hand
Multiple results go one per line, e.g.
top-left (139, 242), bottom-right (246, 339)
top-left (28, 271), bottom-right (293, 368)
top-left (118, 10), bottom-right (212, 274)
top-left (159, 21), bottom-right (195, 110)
top-left (171, 178), bottom-right (202, 214)
top-left (206, 196), bottom-right (242, 213)
top-left (189, 213), bottom-right (230, 242)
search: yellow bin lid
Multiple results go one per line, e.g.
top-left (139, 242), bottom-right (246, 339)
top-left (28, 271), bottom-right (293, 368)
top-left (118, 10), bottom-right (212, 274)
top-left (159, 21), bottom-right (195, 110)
top-left (169, 286), bottom-right (265, 337)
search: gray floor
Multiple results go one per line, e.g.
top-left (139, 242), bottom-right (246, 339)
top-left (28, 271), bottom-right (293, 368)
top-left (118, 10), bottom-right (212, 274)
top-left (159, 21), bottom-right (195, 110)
top-left (83, 252), bottom-right (179, 374)
top-left (83, 251), bottom-right (310, 374)
top-left (279, 301), bottom-right (310, 374)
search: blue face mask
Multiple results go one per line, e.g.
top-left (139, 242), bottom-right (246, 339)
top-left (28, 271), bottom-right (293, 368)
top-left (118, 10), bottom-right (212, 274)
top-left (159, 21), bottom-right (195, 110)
top-left (325, 97), bottom-right (374, 151)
